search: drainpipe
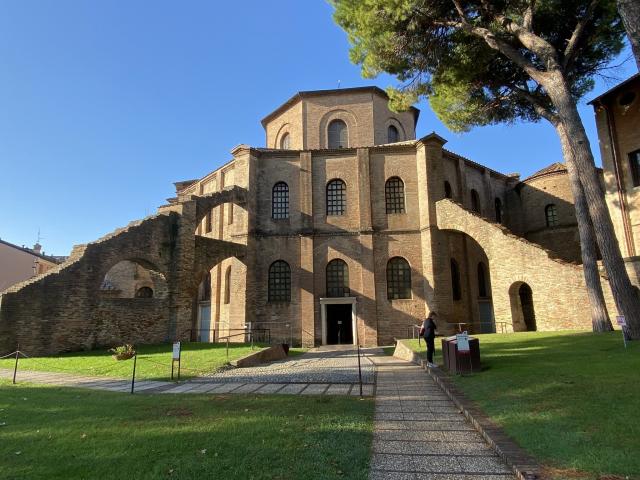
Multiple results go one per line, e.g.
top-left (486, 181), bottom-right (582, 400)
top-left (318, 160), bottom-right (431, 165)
top-left (601, 101), bottom-right (635, 257)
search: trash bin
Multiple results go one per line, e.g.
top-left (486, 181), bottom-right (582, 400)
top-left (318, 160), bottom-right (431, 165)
top-left (441, 335), bottom-right (481, 374)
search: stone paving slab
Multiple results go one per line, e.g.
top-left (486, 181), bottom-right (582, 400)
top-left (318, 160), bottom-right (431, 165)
top-left (368, 356), bottom-right (514, 480)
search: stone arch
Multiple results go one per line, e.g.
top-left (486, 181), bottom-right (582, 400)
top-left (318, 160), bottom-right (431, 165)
top-left (99, 258), bottom-right (168, 298)
top-left (274, 123), bottom-right (291, 149)
top-left (318, 109), bottom-right (358, 149)
top-left (194, 186), bottom-right (247, 227)
top-left (509, 281), bottom-right (536, 332)
top-left (384, 117), bottom-right (406, 143)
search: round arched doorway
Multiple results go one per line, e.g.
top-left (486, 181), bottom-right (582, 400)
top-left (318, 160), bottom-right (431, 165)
top-left (509, 282), bottom-right (536, 331)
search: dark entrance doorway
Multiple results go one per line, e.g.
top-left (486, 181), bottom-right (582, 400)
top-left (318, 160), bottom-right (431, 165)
top-left (326, 304), bottom-right (353, 345)
top-left (519, 284), bottom-right (536, 331)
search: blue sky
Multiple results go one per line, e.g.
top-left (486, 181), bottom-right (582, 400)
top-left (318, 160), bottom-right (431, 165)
top-left (0, 1), bottom-right (637, 256)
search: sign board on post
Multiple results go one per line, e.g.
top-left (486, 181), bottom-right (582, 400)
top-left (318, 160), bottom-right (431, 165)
top-left (616, 316), bottom-right (628, 349)
top-left (171, 342), bottom-right (181, 380)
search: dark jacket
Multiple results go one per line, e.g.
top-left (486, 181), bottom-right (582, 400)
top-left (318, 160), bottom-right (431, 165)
top-left (422, 318), bottom-right (437, 339)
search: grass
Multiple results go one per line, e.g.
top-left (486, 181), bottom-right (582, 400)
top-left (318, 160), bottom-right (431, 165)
top-left (0, 380), bottom-right (373, 479)
top-left (0, 343), bottom-right (303, 382)
top-left (400, 331), bottom-right (640, 479)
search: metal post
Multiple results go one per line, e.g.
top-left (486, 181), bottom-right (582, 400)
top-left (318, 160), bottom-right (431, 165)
top-left (226, 336), bottom-right (230, 359)
top-left (178, 356), bottom-right (181, 380)
top-left (12, 344), bottom-right (19, 385)
top-left (357, 342), bottom-right (363, 398)
top-left (130, 354), bottom-right (137, 394)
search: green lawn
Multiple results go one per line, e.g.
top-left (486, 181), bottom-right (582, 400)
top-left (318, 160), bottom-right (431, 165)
top-left (402, 331), bottom-right (640, 479)
top-left (0, 380), bottom-right (373, 480)
top-left (0, 343), bottom-right (290, 381)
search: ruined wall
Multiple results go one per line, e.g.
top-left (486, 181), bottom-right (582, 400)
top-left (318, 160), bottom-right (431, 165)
top-left (435, 199), bottom-right (616, 332)
top-left (518, 171), bottom-right (581, 263)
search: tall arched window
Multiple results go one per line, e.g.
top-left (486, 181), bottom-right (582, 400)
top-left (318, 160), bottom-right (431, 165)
top-left (198, 272), bottom-right (211, 302)
top-left (444, 181), bottom-right (452, 199)
top-left (387, 125), bottom-right (399, 143)
top-left (326, 179), bottom-right (346, 216)
top-left (328, 119), bottom-right (348, 148)
top-left (385, 176), bottom-right (405, 214)
top-left (545, 204), bottom-right (558, 227)
top-left (272, 182), bottom-right (289, 219)
top-left (268, 260), bottom-right (291, 303)
top-left (470, 189), bottom-right (481, 213)
top-left (224, 266), bottom-right (231, 304)
top-left (477, 262), bottom-right (488, 298)
top-left (280, 133), bottom-right (290, 149)
top-left (494, 198), bottom-right (503, 224)
top-left (326, 259), bottom-right (350, 297)
top-left (387, 257), bottom-right (412, 300)
top-left (451, 259), bottom-right (462, 301)
top-left (205, 209), bottom-right (213, 233)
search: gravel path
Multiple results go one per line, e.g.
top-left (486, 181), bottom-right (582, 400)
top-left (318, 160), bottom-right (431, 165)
top-left (196, 345), bottom-right (378, 384)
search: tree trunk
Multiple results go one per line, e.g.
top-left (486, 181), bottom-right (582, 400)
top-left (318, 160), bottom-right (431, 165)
top-left (618, 0), bottom-right (640, 69)
top-left (556, 123), bottom-right (613, 332)
top-left (546, 75), bottom-right (640, 339)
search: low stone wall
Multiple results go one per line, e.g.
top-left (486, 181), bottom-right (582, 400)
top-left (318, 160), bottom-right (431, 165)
top-left (230, 344), bottom-right (288, 367)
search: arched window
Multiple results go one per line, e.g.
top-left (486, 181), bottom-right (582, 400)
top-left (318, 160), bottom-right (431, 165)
top-left (272, 182), bottom-right (289, 219)
top-left (494, 198), bottom-right (502, 224)
top-left (280, 133), bottom-right (290, 149)
top-left (326, 179), bottom-right (346, 216)
top-left (386, 257), bottom-right (412, 300)
top-left (450, 259), bottom-right (461, 301)
top-left (477, 262), bottom-right (488, 298)
top-left (328, 119), bottom-right (348, 148)
top-left (199, 272), bottom-right (211, 301)
top-left (545, 204), bottom-right (558, 227)
top-left (135, 286), bottom-right (153, 298)
top-left (444, 181), bottom-right (452, 199)
top-left (470, 189), bottom-right (481, 213)
top-left (387, 125), bottom-right (399, 143)
top-left (205, 209), bottom-right (213, 233)
top-left (326, 259), bottom-right (350, 297)
top-left (385, 176), bottom-right (405, 214)
top-left (224, 266), bottom-right (231, 304)
top-left (268, 260), bottom-right (291, 303)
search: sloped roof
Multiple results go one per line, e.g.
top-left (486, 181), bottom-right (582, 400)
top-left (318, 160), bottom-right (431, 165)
top-left (588, 73), bottom-right (640, 105)
top-left (0, 238), bottom-right (62, 264)
top-left (523, 162), bottom-right (567, 182)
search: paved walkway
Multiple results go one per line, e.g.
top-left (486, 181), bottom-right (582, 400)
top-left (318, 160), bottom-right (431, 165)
top-left (369, 355), bottom-right (514, 480)
top-left (0, 346), bottom-right (376, 396)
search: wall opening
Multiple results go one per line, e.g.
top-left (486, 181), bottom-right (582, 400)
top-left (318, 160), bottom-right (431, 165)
top-left (510, 281), bottom-right (537, 332)
top-left (100, 260), bottom-right (167, 299)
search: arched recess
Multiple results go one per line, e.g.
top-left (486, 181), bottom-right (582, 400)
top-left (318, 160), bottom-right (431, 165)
top-left (318, 109), bottom-right (358, 149)
top-left (384, 117), bottom-right (406, 143)
top-left (274, 123), bottom-right (292, 149)
top-left (100, 259), bottom-right (168, 299)
top-left (437, 228), bottom-right (494, 334)
top-left (509, 281), bottom-right (537, 332)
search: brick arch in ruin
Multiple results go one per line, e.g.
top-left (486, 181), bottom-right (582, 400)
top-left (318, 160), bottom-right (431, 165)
top-left (435, 199), bottom-right (614, 332)
top-left (0, 195), bottom-right (247, 355)
top-left (192, 185), bottom-right (247, 227)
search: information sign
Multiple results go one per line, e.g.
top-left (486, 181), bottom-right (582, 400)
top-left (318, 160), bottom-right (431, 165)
top-left (172, 341), bottom-right (181, 360)
top-left (616, 316), bottom-right (626, 327)
top-left (456, 332), bottom-right (470, 353)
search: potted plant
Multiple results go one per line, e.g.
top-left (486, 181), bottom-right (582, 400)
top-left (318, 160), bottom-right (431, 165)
top-left (110, 344), bottom-right (136, 360)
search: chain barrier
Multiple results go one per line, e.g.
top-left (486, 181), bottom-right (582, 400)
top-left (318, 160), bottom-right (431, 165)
top-left (0, 351), bottom-right (18, 359)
